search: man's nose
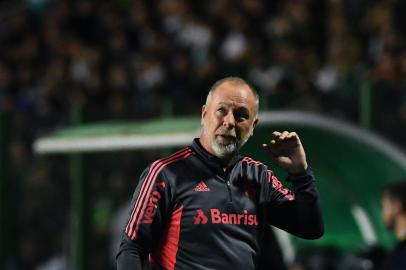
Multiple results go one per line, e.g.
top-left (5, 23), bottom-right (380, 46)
top-left (223, 112), bottom-right (236, 129)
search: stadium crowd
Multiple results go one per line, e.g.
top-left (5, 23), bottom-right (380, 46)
top-left (0, 0), bottom-right (405, 269)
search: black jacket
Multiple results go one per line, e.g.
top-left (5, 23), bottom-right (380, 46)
top-left (117, 139), bottom-right (324, 270)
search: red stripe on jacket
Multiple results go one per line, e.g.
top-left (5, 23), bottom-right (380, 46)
top-left (131, 150), bottom-right (192, 239)
top-left (125, 148), bottom-right (192, 238)
top-left (125, 148), bottom-right (190, 236)
top-left (242, 156), bottom-right (294, 201)
top-left (151, 206), bottom-right (184, 270)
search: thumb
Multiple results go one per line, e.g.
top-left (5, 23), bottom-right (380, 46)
top-left (261, 143), bottom-right (278, 160)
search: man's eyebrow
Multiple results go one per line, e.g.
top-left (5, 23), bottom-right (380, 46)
top-left (236, 107), bottom-right (249, 112)
top-left (235, 107), bottom-right (250, 116)
top-left (216, 102), bottom-right (252, 115)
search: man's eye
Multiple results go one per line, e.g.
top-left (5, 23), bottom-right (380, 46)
top-left (236, 116), bottom-right (246, 122)
top-left (217, 107), bottom-right (226, 114)
top-left (236, 113), bottom-right (248, 122)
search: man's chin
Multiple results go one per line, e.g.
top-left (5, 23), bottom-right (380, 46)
top-left (212, 141), bottom-right (238, 158)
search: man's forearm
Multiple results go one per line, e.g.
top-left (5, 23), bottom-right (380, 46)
top-left (269, 169), bottom-right (324, 239)
top-left (116, 239), bottom-right (146, 270)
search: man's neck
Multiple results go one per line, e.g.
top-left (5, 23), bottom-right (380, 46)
top-left (198, 137), bottom-right (237, 170)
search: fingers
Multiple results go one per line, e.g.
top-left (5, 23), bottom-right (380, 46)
top-left (262, 131), bottom-right (307, 173)
top-left (270, 131), bottom-right (298, 143)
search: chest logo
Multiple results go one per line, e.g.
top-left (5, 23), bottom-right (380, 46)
top-left (193, 209), bottom-right (259, 226)
top-left (194, 181), bottom-right (210, 192)
top-left (193, 209), bottom-right (209, 224)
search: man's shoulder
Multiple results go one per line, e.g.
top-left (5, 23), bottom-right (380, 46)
top-left (148, 147), bottom-right (195, 171)
top-left (240, 156), bottom-right (268, 169)
top-left (138, 147), bottom-right (195, 185)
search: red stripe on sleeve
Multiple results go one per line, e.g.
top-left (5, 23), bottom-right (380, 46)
top-left (242, 157), bottom-right (266, 167)
top-left (131, 151), bottom-right (192, 239)
top-left (242, 157), bottom-right (295, 201)
top-left (126, 148), bottom-right (191, 237)
top-left (267, 171), bottom-right (295, 201)
top-left (125, 159), bottom-right (160, 235)
top-left (151, 206), bottom-right (183, 270)
top-left (125, 148), bottom-right (191, 237)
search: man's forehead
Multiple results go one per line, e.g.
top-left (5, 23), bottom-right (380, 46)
top-left (210, 82), bottom-right (256, 104)
top-left (215, 81), bottom-right (251, 92)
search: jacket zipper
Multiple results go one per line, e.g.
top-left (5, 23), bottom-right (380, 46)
top-left (226, 180), bottom-right (233, 202)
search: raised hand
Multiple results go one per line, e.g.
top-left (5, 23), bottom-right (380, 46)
top-left (262, 131), bottom-right (308, 174)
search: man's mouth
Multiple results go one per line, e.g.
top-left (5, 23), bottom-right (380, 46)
top-left (216, 134), bottom-right (237, 142)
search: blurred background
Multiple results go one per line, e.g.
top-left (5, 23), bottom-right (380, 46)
top-left (0, 0), bottom-right (406, 269)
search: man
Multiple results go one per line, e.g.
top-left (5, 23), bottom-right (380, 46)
top-left (117, 77), bottom-right (324, 270)
top-left (381, 180), bottom-right (406, 270)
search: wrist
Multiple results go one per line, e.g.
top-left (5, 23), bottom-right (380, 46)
top-left (288, 162), bottom-right (308, 174)
top-left (287, 166), bottom-right (313, 183)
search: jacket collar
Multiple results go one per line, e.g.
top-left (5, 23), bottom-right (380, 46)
top-left (191, 138), bottom-right (242, 174)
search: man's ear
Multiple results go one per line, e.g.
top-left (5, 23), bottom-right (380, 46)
top-left (251, 118), bottom-right (259, 136)
top-left (201, 105), bottom-right (207, 126)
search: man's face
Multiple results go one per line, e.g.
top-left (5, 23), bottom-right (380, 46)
top-left (200, 82), bottom-right (258, 158)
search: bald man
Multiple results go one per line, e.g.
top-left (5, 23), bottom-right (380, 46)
top-left (117, 77), bottom-right (324, 270)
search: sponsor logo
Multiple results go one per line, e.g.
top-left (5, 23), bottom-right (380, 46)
top-left (193, 209), bottom-right (208, 224)
top-left (193, 208), bottom-right (258, 226)
top-left (141, 191), bottom-right (161, 224)
top-left (194, 181), bottom-right (210, 192)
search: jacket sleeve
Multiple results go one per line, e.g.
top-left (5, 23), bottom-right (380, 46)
top-left (260, 168), bottom-right (324, 239)
top-left (116, 166), bottom-right (173, 269)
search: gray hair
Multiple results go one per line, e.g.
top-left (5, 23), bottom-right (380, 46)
top-left (205, 77), bottom-right (259, 111)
